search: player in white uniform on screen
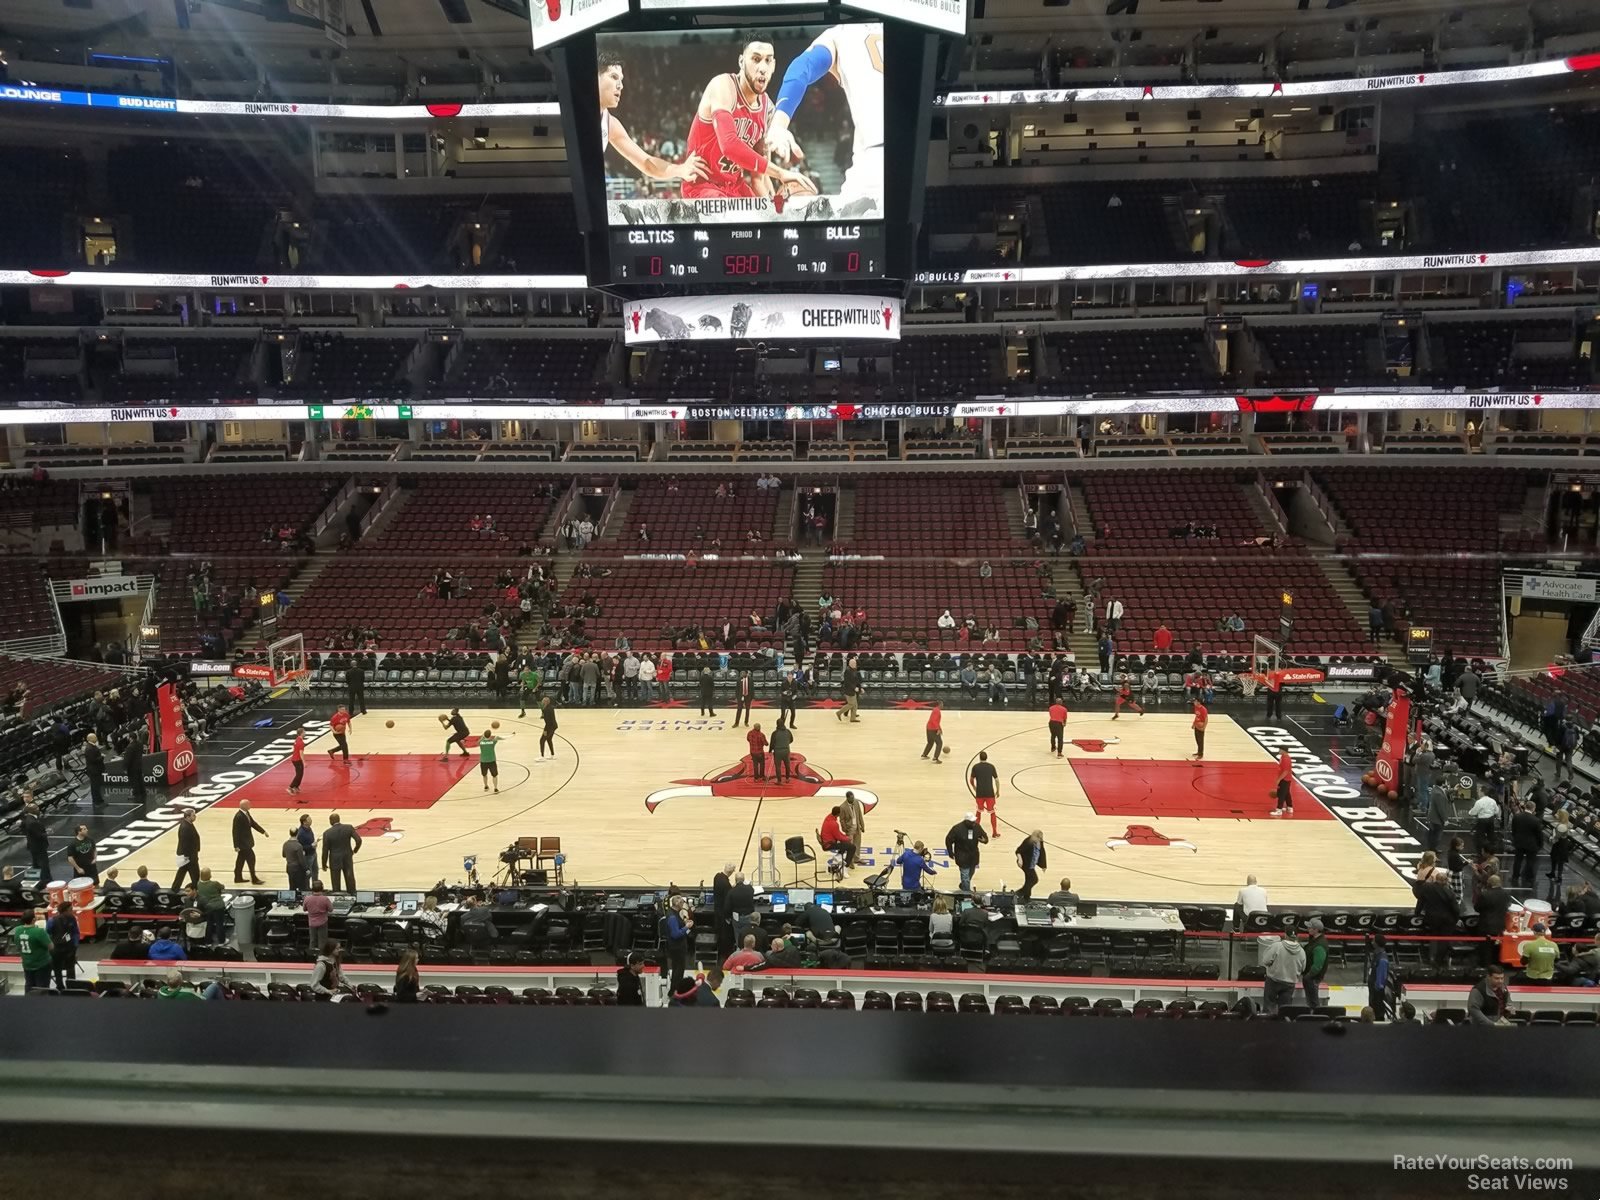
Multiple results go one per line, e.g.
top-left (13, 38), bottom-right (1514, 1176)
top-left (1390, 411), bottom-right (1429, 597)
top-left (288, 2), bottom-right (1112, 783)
top-left (765, 22), bottom-right (884, 216)
top-left (598, 54), bottom-right (708, 186)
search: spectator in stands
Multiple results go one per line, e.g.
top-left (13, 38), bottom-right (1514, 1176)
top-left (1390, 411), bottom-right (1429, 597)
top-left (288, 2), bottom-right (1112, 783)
top-left (1468, 965), bottom-right (1513, 1026)
top-left (1519, 924), bottom-right (1559, 984)
top-left (1217, 613), bottom-right (1245, 635)
top-left (1259, 933), bottom-right (1305, 1016)
top-left (1236, 874), bottom-right (1268, 916)
top-left (724, 934), bottom-right (765, 973)
top-left (195, 868), bottom-right (228, 944)
top-left (1457, 664), bottom-right (1479, 713)
top-left (938, 608), bottom-right (956, 632)
top-left (615, 953), bottom-right (646, 1005)
top-left (1151, 623), bottom-right (1173, 654)
top-left (310, 942), bottom-right (348, 997)
top-left (1367, 600), bottom-right (1384, 644)
top-left (19, 802), bottom-right (48, 878)
top-left (1097, 632), bottom-right (1114, 675)
top-left (304, 880), bottom-right (333, 950)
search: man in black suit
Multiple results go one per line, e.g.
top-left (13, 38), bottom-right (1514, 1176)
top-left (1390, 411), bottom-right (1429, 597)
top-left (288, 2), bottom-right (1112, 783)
top-left (21, 803), bottom-right (50, 878)
top-left (123, 734), bottom-right (146, 804)
top-left (732, 669), bottom-right (753, 727)
top-left (321, 812), bottom-right (364, 892)
top-left (726, 872), bottom-right (756, 945)
top-left (83, 733), bottom-right (105, 806)
top-left (232, 799), bottom-right (267, 884)
top-left (344, 660), bottom-right (367, 716)
top-left (698, 668), bottom-right (717, 717)
top-left (1508, 801), bottom-right (1543, 888)
top-left (1475, 873), bottom-right (1515, 967)
top-left (173, 809), bottom-right (201, 889)
top-left (713, 862), bottom-right (736, 959)
top-left (1412, 869), bottom-right (1460, 965)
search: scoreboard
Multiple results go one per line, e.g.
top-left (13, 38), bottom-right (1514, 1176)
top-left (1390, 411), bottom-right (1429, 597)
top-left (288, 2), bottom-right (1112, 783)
top-left (610, 223), bottom-right (885, 284)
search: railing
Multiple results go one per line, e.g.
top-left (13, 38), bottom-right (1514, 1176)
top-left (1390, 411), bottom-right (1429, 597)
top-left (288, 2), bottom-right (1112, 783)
top-left (359, 481), bottom-right (399, 537)
top-left (311, 477), bottom-right (358, 540)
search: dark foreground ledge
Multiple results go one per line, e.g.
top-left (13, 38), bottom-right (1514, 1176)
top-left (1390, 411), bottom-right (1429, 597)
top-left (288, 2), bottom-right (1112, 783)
top-left (1, 1003), bottom-right (1598, 1198)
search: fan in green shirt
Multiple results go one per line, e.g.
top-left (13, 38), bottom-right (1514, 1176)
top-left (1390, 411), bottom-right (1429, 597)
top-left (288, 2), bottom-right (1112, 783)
top-left (1521, 928), bottom-right (1560, 981)
top-left (16, 920), bottom-right (51, 971)
top-left (517, 668), bottom-right (541, 717)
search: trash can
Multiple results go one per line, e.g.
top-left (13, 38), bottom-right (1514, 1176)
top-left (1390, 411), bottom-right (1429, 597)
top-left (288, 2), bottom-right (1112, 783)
top-left (230, 894), bottom-right (256, 948)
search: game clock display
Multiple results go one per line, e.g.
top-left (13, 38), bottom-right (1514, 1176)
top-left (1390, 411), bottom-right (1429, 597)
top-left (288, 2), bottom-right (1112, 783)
top-left (610, 222), bottom-right (885, 283)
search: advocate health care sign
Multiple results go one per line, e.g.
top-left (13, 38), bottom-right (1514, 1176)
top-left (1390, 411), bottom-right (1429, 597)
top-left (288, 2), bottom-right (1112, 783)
top-left (623, 294), bottom-right (901, 344)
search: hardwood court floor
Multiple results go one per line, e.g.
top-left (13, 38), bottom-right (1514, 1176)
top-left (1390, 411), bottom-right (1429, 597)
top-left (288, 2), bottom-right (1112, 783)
top-left (131, 704), bottom-right (1417, 907)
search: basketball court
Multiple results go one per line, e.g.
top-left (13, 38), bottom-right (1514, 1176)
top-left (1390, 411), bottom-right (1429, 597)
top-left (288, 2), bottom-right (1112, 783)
top-left (96, 699), bottom-right (1420, 908)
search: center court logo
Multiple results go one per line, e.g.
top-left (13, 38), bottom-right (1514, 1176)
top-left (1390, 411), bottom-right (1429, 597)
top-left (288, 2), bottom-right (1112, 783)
top-left (1105, 824), bottom-right (1197, 852)
top-left (644, 752), bottom-right (879, 813)
top-left (355, 817), bottom-right (404, 842)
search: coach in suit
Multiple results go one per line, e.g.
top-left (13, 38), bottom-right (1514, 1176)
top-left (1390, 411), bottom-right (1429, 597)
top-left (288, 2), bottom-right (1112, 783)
top-left (173, 809), bottom-right (201, 889)
top-left (732, 669), bottom-right (754, 727)
top-left (345, 660), bottom-right (367, 716)
top-left (713, 863), bottom-right (736, 958)
top-left (84, 733), bottom-right (105, 806)
top-left (322, 812), bottom-right (364, 892)
top-left (232, 799), bottom-right (267, 884)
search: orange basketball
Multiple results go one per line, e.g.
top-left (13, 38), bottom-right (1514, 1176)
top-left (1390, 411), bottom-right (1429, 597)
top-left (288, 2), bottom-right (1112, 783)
top-left (491, 721), bottom-right (501, 730)
top-left (760, 835), bottom-right (773, 852)
top-left (385, 720), bottom-right (395, 729)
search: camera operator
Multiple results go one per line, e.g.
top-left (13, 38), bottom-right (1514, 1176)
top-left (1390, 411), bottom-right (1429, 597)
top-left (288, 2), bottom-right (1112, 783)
top-left (887, 834), bottom-right (938, 891)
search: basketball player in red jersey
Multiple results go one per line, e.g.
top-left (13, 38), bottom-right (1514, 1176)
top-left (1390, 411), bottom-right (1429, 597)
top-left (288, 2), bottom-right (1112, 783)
top-left (684, 39), bottom-right (816, 202)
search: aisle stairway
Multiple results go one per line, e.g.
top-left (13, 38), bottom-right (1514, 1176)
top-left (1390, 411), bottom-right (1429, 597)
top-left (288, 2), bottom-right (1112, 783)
top-left (1311, 550), bottom-right (1404, 665)
top-left (1067, 481), bottom-right (1094, 540)
top-left (833, 485), bottom-right (856, 541)
top-left (237, 550), bottom-right (338, 652)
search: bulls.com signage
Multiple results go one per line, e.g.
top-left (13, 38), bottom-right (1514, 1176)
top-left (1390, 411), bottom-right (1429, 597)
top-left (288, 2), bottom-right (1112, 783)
top-left (57, 575), bottom-right (146, 602)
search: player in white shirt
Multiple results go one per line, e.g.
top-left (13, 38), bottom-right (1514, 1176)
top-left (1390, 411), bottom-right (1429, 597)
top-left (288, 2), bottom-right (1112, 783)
top-left (765, 23), bottom-right (884, 212)
top-left (598, 54), bottom-right (708, 186)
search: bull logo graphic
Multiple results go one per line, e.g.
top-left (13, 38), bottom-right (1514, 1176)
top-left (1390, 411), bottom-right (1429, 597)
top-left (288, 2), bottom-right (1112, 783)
top-left (645, 752), bottom-right (879, 814)
top-left (729, 303), bottom-right (752, 338)
top-left (1069, 737), bottom-right (1120, 753)
top-left (354, 817), bottom-right (404, 842)
top-left (1105, 824), bottom-right (1196, 852)
top-left (645, 308), bottom-right (692, 340)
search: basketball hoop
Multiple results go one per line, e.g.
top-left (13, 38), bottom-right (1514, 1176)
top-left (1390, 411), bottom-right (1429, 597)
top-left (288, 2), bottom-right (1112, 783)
top-left (267, 632), bottom-right (310, 695)
top-left (1237, 673), bottom-right (1259, 698)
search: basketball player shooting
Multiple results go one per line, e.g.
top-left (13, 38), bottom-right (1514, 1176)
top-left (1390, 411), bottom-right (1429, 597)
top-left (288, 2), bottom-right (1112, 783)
top-left (764, 23), bottom-right (884, 215)
top-left (599, 56), bottom-right (708, 185)
top-left (684, 39), bottom-right (817, 203)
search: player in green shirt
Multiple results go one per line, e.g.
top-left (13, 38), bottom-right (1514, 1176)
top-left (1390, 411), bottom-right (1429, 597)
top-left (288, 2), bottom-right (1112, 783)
top-left (479, 730), bottom-right (500, 793)
top-left (1520, 924), bottom-right (1560, 982)
top-left (14, 908), bottom-right (53, 992)
top-left (518, 666), bottom-right (542, 717)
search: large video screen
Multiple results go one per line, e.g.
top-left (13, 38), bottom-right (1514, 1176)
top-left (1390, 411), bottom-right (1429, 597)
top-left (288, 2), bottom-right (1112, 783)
top-left (594, 23), bottom-right (884, 226)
